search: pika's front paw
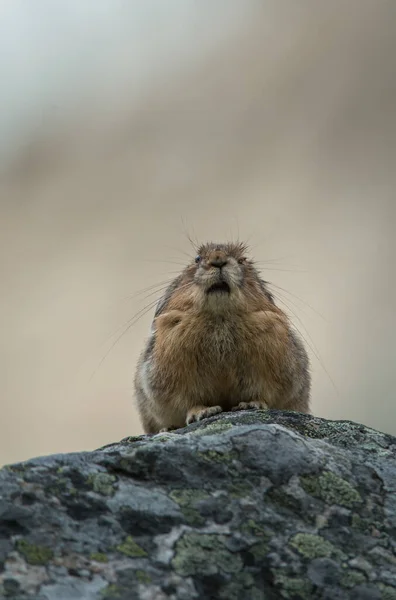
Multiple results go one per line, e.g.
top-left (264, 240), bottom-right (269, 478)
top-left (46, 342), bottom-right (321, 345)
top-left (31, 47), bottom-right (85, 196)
top-left (186, 405), bottom-right (223, 425)
top-left (158, 426), bottom-right (178, 433)
top-left (231, 401), bottom-right (268, 412)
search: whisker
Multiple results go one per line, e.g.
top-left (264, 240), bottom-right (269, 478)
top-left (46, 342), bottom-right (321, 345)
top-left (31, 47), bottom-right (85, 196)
top-left (273, 294), bottom-right (321, 357)
top-left (89, 298), bottom-right (162, 382)
top-left (137, 283), bottom-right (179, 303)
top-left (255, 258), bottom-right (303, 268)
top-left (256, 255), bottom-right (294, 263)
top-left (244, 233), bottom-right (254, 248)
top-left (102, 297), bottom-right (162, 349)
top-left (90, 279), bottom-right (194, 382)
top-left (189, 224), bottom-right (200, 250)
top-left (120, 279), bottom-right (174, 300)
top-left (95, 280), bottom-right (195, 362)
top-left (128, 275), bottom-right (191, 300)
top-left (141, 259), bottom-right (187, 267)
top-left (271, 293), bottom-right (338, 395)
top-left (267, 282), bottom-right (327, 321)
top-left (95, 280), bottom-right (172, 315)
top-left (268, 287), bottom-right (313, 322)
top-left (181, 216), bottom-right (199, 252)
top-left (162, 245), bottom-right (194, 261)
top-left (258, 267), bottom-right (308, 273)
top-left (227, 221), bottom-right (238, 246)
top-left (118, 284), bottom-right (178, 309)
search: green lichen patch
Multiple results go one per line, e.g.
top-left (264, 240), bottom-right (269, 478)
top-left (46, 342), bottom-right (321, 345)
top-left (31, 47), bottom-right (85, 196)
top-left (269, 416), bottom-right (326, 441)
top-left (3, 464), bottom-right (27, 474)
top-left (340, 569), bottom-right (367, 588)
top-left (289, 533), bottom-right (336, 560)
top-left (379, 584), bottom-right (396, 600)
top-left (47, 476), bottom-right (68, 492)
top-left (351, 513), bottom-right (385, 536)
top-left (135, 570), bottom-right (151, 584)
top-left (292, 419), bottom-right (357, 441)
top-left (190, 422), bottom-right (233, 437)
top-left (45, 475), bottom-right (79, 498)
top-left (152, 433), bottom-right (178, 443)
top-left (169, 488), bottom-right (208, 525)
top-left (16, 539), bottom-right (53, 565)
top-left (90, 552), bottom-right (109, 563)
top-left (351, 513), bottom-right (370, 532)
top-left (87, 473), bottom-right (117, 496)
top-left (172, 532), bottom-right (243, 577)
top-left (228, 481), bottom-right (253, 499)
top-left (117, 458), bottom-right (135, 475)
top-left (181, 507), bottom-right (206, 526)
top-left (274, 573), bottom-right (313, 599)
top-left (248, 541), bottom-right (269, 563)
top-left (169, 488), bottom-right (209, 506)
top-left (359, 441), bottom-right (392, 456)
top-left (198, 449), bottom-right (238, 463)
top-left (116, 536), bottom-right (147, 558)
top-left (101, 584), bottom-right (122, 598)
top-left (241, 519), bottom-right (270, 538)
top-left (232, 412), bottom-right (271, 426)
top-left (300, 471), bottom-right (362, 508)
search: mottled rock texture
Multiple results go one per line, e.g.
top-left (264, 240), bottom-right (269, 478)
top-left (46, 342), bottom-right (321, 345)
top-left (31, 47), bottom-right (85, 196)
top-left (0, 410), bottom-right (395, 600)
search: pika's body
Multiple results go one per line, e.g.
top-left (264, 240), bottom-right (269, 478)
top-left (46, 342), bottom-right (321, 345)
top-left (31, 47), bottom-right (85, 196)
top-left (134, 242), bottom-right (310, 433)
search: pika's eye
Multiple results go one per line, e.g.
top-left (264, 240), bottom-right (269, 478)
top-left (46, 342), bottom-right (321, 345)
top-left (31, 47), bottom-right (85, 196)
top-left (238, 257), bottom-right (246, 264)
top-left (195, 255), bottom-right (202, 264)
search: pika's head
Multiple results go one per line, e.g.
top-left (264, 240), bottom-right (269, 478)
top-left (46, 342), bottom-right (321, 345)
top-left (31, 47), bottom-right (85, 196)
top-left (155, 242), bottom-right (276, 317)
top-left (194, 242), bottom-right (249, 295)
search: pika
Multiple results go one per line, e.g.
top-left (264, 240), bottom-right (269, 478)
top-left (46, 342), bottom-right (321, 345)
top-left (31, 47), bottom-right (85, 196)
top-left (134, 242), bottom-right (311, 433)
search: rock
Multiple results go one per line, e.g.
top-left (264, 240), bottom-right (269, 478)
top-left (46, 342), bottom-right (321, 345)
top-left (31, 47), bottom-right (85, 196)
top-left (0, 409), bottom-right (395, 599)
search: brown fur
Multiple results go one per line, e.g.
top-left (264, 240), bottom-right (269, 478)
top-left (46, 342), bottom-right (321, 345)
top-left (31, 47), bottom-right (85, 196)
top-left (134, 242), bottom-right (311, 433)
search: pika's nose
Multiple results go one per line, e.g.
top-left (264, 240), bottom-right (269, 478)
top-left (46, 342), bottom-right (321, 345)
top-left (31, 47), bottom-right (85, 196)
top-left (208, 251), bottom-right (228, 269)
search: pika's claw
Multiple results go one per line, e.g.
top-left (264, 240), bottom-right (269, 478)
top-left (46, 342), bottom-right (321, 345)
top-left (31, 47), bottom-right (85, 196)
top-left (186, 405), bottom-right (223, 425)
top-left (232, 401), bottom-right (268, 412)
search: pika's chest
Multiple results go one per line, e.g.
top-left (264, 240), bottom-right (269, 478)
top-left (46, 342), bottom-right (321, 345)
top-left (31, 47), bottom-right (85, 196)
top-left (155, 312), bottom-right (264, 374)
top-left (175, 317), bottom-right (248, 365)
top-left (154, 314), bottom-right (265, 398)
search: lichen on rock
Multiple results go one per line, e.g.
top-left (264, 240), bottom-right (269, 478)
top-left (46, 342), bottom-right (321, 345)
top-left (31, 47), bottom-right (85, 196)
top-left (0, 409), bottom-right (395, 599)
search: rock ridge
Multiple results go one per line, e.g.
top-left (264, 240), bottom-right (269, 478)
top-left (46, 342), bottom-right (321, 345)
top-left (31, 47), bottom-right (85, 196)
top-left (0, 410), bottom-right (395, 599)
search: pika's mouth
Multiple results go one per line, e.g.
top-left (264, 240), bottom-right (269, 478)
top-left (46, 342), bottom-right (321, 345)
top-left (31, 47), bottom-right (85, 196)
top-left (206, 281), bottom-right (231, 294)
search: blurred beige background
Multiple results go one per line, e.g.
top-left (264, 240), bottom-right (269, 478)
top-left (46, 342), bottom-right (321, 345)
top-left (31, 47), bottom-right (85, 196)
top-left (0, 1), bottom-right (395, 466)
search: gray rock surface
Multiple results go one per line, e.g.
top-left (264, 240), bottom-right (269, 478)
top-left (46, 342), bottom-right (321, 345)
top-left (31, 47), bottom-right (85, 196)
top-left (0, 409), bottom-right (395, 599)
